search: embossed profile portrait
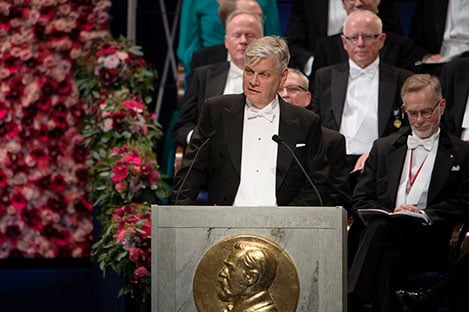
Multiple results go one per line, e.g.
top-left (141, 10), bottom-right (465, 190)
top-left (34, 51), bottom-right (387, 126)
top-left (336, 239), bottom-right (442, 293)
top-left (193, 235), bottom-right (299, 312)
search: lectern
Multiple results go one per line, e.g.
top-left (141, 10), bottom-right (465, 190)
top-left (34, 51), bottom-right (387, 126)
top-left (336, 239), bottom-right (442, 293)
top-left (151, 205), bottom-right (347, 311)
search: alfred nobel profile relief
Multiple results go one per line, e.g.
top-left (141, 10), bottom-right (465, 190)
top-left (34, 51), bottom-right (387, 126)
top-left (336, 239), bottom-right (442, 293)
top-left (193, 235), bottom-right (299, 312)
top-left (218, 241), bottom-right (278, 312)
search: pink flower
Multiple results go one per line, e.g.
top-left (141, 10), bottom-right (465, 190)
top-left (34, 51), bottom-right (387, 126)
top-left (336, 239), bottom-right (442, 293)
top-left (134, 266), bottom-right (150, 280)
top-left (111, 162), bottom-right (128, 182)
top-left (129, 247), bottom-right (145, 262)
top-left (115, 180), bottom-right (127, 193)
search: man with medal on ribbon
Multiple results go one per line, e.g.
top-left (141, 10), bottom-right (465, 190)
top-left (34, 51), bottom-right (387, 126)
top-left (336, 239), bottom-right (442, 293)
top-left (173, 36), bottom-right (330, 206)
top-left (310, 9), bottom-right (413, 174)
top-left (347, 74), bottom-right (469, 312)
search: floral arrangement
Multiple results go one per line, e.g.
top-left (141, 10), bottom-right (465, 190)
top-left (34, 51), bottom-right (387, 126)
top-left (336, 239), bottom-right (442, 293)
top-left (76, 35), bottom-right (170, 307)
top-left (93, 203), bottom-right (152, 304)
top-left (0, 0), bottom-right (110, 258)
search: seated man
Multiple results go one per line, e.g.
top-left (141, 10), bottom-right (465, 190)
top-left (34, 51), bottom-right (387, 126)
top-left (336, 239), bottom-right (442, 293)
top-left (279, 68), bottom-right (351, 210)
top-left (439, 57), bottom-right (469, 140)
top-left (311, 10), bottom-right (413, 173)
top-left (310, 0), bottom-right (429, 80)
top-left (348, 74), bottom-right (469, 312)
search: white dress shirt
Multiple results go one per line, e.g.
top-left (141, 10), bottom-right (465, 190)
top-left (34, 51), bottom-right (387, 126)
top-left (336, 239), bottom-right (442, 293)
top-left (440, 0), bottom-right (469, 58)
top-left (223, 62), bottom-right (244, 95)
top-left (340, 58), bottom-right (380, 155)
top-left (395, 129), bottom-right (440, 209)
top-left (233, 98), bottom-right (280, 207)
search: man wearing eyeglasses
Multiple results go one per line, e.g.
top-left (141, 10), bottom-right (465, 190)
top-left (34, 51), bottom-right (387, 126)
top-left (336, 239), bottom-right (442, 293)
top-left (348, 74), bottom-right (469, 312)
top-left (311, 10), bottom-right (413, 174)
top-left (284, 0), bottom-right (403, 76)
top-left (309, 0), bottom-right (430, 80)
top-left (279, 68), bottom-right (352, 210)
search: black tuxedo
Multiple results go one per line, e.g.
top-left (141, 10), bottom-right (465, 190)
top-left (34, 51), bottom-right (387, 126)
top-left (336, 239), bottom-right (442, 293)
top-left (409, 0), bottom-right (449, 54)
top-left (311, 62), bottom-right (412, 140)
top-left (173, 94), bottom-right (330, 206)
top-left (284, 0), bottom-right (402, 70)
top-left (310, 32), bottom-right (427, 80)
top-left (440, 57), bottom-right (469, 138)
top-left (349, 127), bottom-right (469, 311)
top-left (173, 61), bottom-right (230, 146)
top-left (190, 44), bottom-right (227, 77)
top-left (321, 127), bottom-right (351, 210)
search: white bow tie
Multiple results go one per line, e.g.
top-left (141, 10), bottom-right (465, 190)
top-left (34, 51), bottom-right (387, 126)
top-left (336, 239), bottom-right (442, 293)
top-left (350, 66), bottom-right (376, 79)
top-left (246, 107), bottom-right (276, 122)
top-left (407, 135), bottom-right (434, 151)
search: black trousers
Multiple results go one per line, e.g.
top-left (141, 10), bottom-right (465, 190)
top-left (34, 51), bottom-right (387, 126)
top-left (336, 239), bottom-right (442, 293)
top-left (348, 218), bottom-right (453, 312)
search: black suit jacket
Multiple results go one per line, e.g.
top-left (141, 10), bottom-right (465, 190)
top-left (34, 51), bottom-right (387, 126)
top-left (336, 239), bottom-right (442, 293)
top-left (353, 127), bottom-right (469, 224)
top-left (284, 0), bottom-right (403, 70)
top-left (409, 0), bottom-right (448, 54)
top-left (173, 94), bottom-right (330, 206)
top-left (349, 127), bottom-right (469, 302)
top-left (440, 57), bottom-right (469, 138)
top-left (190, 44), bottom-right (227, 76)
top-left (310, 32), bottom-right (427, 80)
top-left (173, 61), bottom-right (230, 146)
top-left (321, 127), bottom-right (351, 209)
top-left (311, 62), bottom-right (412, 139)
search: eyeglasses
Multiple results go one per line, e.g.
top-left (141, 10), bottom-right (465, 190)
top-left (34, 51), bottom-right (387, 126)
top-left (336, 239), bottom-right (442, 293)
top-left (278, 85), bottom-right (307, 94)
top-left (406, 100), bottom-right (441, 119)
top-left (343, 0), bottom-right (372, 4)
top-left (343, 33), bottom-right (381, 44)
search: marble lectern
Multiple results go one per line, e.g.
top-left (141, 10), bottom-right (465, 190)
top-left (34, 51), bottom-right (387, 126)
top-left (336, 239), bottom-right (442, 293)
top-left (151, 205), bottom-right (347, 312)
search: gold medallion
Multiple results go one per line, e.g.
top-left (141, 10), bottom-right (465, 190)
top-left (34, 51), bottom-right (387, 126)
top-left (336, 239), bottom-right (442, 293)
top-left (193, 234), bottom-right (300, 312)
top-left (393, 118), bottom-right (402, 129)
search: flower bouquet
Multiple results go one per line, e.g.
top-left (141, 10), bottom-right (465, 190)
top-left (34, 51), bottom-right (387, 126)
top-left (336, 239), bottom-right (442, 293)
top-left (75, 35), bottom-right (170, 307)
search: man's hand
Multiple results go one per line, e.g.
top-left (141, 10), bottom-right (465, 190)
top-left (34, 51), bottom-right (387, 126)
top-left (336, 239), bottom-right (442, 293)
top-left (353, 152), bottom-right (369, 173)
top-left (394, 204), bottom-right (420, 213)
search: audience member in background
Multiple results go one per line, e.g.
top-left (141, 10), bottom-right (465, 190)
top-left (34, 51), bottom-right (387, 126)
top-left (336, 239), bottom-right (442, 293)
top-left (177, 0), bottom-right (281, 81)
top-left (348, 74), bottom-right (469, 312)
top-left (409, 0), bottom-right (469, 65)
top-left (279, 68), bottom-right (351, 210)
top-left (284, 0), bottom-right (402, 76)
top-left (439, 57), bottom-right (469, 140)
top-left (396, 247), bottom-right (469, 311)
top-left (172, 36), bottom-right (330, 206)
top-left (310, 0), bottom-right (429, 81)
top-left (190, 0), bottom-right (264, 76)
top-left (311, 10), bottom-right (412, 173)
top-left (173, 10), bottom-right (263, 146)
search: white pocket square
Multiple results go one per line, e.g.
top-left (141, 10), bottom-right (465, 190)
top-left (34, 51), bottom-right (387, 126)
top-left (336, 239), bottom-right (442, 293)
top-left (451, 165), bottom-right (460, 171)
top-left (296, 143), bottom-right (306, 147)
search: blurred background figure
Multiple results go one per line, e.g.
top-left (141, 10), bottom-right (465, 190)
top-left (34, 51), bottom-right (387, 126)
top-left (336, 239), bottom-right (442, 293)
top-left (284, 0), bottom-right (402, 76)
top-left (177, 0), bottom-right (281, 82)
top-left (409, 0), bottom-right (469, 62)
top-left (310, 0), bottom-right (429, 81)
top-left (439, 56), bottom-right (469, 140)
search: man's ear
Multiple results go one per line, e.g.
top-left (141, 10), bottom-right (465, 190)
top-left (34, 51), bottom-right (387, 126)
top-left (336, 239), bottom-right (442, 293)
top-left (244, 272), bottom-right (259, 286)
top-left (280, 67), bottom-right (288, 84)
top-left (439, 99), bottom-right (446, 116)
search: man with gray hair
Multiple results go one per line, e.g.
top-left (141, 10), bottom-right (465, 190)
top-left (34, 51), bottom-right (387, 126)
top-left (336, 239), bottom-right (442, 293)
top-left (348, 74), bottom-right (469, 311)
top-left (311, 10), bottom-right (413, 173)
top-left (173, 10), bottom-right (264, 146)
top-left (173, 36), bottom-right (330, 206)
